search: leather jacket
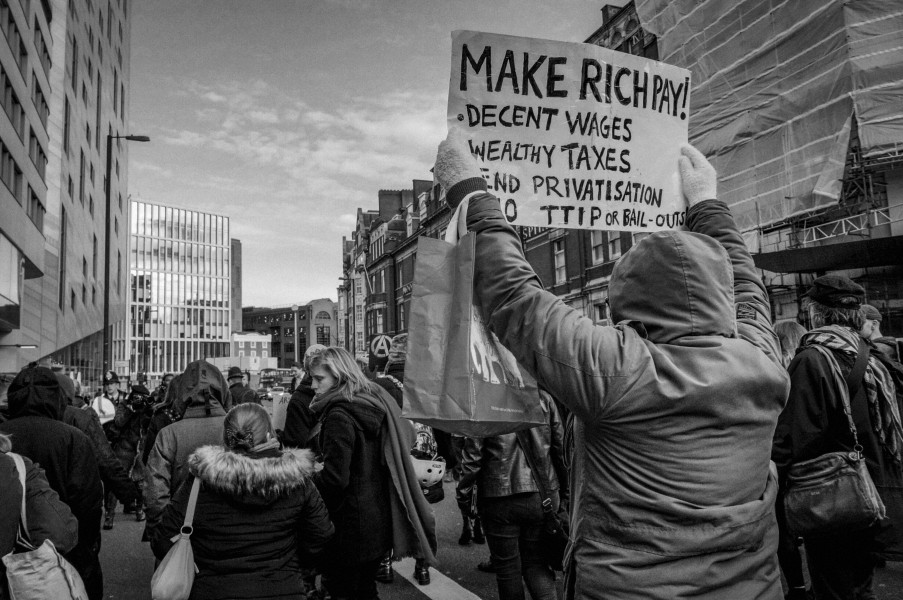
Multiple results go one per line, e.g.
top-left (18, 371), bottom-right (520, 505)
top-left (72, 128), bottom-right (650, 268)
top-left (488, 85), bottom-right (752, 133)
top-left (457, 393), bottom-right (566, 501)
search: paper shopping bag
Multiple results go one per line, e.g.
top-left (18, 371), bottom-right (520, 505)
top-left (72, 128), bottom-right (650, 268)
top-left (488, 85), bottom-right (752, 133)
top-left (403, 231), bottom-right (545, 437)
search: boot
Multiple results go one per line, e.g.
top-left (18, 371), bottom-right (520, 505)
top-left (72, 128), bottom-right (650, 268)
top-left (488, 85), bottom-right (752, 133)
top-left (103, 510), bottom-right (115, 530)
top-left (135, 504), bottom-right (145, 522)
top-left (375, 554), bottom-right (394, 583)
top-left (414, 559), bottom-right (430, 585)
top-left (473, 515), bottom-right (485, 544)
top-left (458, 517), bottom-right (474, 545)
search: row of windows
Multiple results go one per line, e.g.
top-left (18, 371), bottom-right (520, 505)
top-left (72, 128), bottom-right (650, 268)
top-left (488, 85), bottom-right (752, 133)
top-left (236, 340), bottom-right (269, 349)
top-left (129, 305), bottom-right (231, 341)
top-left (132, 202), bottom-right (231, 247)
top-left (131, 237), bottom-right (230, 277)
top-left (1, 0), bottom-right (28, 80)
top-left (127, 340), bottom-right (229, 377)
top-left (131, 272), bottom-right (230, 308)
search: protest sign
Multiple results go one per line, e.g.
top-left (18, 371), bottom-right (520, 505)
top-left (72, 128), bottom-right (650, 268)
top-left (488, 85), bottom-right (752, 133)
top-left (448, 30), bottom-right (691, 231)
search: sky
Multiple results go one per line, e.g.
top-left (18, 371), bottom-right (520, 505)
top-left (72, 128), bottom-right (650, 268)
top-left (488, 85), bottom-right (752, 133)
top-left (128, 0), bottom-right (624, 307)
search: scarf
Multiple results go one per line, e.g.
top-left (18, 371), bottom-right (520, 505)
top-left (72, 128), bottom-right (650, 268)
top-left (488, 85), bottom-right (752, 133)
top-left (801, 325), bottom-right (903, 464)
top-left (311, 385), bottom-right (438, 565)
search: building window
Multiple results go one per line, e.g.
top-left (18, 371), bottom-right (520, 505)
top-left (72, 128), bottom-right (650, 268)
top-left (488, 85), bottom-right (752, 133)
top-left (595, 303), bottom-right (608, 324)
top-left (238, 340), bottom-right (244, 348)
top-left (609, 233), bottom-right (622, 261)
top-left (316, 310), bottom-right (331, 320)
top-left (591, 230), bottom-right (605, 264)
top-left (553, 239), bottom-right (566, 285)
top-left (262, 351), bottom-right (268, 358)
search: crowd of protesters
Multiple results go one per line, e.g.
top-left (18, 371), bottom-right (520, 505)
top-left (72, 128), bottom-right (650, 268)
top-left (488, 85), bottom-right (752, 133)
top-left (0, 141), bottom-right (901, 600)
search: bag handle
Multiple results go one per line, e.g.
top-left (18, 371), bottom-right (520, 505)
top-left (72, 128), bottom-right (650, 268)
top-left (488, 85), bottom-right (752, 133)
top-left (515, 430), bottom-right (556, 516)
top-left (9, 452), bottom-right (37, 551)
top-left (810, 342), bottom-right (868, 454)
top-left (442, 197), bottom-right (471, 245)
top-left (174, 477), bottom-right (202, 539)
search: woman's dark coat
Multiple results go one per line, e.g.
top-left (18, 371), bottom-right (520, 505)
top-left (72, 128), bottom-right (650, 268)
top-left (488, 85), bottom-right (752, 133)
top-left (313, 391), bottom-right (393, 564)
top-left (152, 445), bottom-right (333, 600)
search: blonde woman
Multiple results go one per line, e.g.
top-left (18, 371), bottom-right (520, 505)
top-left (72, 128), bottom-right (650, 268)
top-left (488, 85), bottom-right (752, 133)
top-left (307, 347), bottom-right (436, 600)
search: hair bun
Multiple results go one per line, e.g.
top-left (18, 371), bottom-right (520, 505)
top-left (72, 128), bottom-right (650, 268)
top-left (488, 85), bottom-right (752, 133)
top-left (225, 425), bottom-right (256, 451)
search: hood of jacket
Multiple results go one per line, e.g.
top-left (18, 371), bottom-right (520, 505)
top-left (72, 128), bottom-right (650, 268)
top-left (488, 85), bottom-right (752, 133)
top-left (311, 387), bottom-right (386, 440)
top-left (7, 367), bottom-right (66, 421)
top-left (609, 230), bottom-right (735, 344)
top-left (189, 444), bottom-right (317, 505)
top-left (170, 360), bottom-right (229, 417)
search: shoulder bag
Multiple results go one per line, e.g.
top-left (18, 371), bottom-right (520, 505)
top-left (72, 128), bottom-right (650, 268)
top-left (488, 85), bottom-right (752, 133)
top-left (150, 477), bottom-right (201, 600)
top-left (2, 453), bottom-right (89, 600)
top-left (515, 430), bottom-right (569, 571)
top-left (783, 340), bottom-right (887, 537)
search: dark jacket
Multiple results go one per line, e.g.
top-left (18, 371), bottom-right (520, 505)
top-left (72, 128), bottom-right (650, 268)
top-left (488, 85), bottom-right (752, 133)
top-left (773, 333), bottom-right (903, 552)
top-left (110, 399), bottom-right (151, 457)
top-left (281, 375), bottom-right (317, 449)
top-left (312, 391), bottom-right (393, 564)
top-left (458, 393), bottom-right (566, 500)
top-left (456, 188), bottom-right (788, 600)
top-left (229, 382), bottom-right (260, 406)
top-left (142, 405), bottom-right (181, 465)
top-left (152, 445), bottom-right (334, 600)
top-left (0, 369), bottom-right (104, 581)
top-left (63, 405), bottom-right (138, 505)
top-left (1, 451), bottom-right (79, 600)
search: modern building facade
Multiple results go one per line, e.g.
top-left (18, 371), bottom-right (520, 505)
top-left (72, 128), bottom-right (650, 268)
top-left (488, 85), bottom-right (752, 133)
top-left (116, 199), bottom-right (232, 387)
top-left (1, 0), bottom-right (135, 389)
top-left (242, 298), bottom-right (337, 368)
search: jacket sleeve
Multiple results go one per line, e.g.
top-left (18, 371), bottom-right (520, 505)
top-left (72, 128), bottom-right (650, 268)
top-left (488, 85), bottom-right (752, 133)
top-left (150, 474), bottom-right (191, 560)
top-left (685, 200), bottom-right (783, 366)
top-left (145, 429), bottom-right (175, 526)
top-left (64, 433), bottom-right (104, 531)
top-left (772, 349), bottom-right (838, 473)
top-left (547, 397), bottom-right (569, 507)
top-left (313, 410), bottom-right (356, 513)
top-left (84, 410), bottom-right (138, 505)
top-left (296, 480), bottom-right (335, 561)
top-left (456, 436), bottom-right (484, 505)
top-left (24, 459), bottom-right (79, 554)
top-left (464, 191), bottom-right (647, 424)
top-left (281, 396), bottom-right (315, 449)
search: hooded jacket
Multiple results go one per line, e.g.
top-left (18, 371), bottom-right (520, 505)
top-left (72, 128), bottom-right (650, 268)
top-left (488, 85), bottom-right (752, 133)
top-left (1, 450), bottom-right (79, 600)
top-left (456, 189), bottom-right (789, 600)
top-left (0, 368), bottom-right (104, 585)
top-left (311, 389), bottom-right (394, 564)
top-left (152, 445), bottom-right (334, 600)
top-left (145, 361), bottom-right (229, 529)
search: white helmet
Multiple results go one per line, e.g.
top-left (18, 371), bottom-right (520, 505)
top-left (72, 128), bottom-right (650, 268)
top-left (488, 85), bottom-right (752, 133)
top-left (411, 457), bottom-right (445, 488)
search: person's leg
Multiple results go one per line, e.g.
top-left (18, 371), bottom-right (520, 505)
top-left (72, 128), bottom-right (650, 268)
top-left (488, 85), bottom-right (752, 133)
top-left (775, 491), bottom-right (807, 598)
top-left (481, 495), bottom-right (526, 600)
top-left (805, 532), bottom-right (877, 600)
top-left (517, 493), bottom-right (559, 600)
top-left (354, 558), bottom-right (382, 600)
top-left (103, 488), bottom-right (117, 529)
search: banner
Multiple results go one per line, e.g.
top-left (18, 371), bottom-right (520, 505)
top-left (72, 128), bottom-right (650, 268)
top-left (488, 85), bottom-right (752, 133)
top-left (448, 30), bottom-right (691, 232)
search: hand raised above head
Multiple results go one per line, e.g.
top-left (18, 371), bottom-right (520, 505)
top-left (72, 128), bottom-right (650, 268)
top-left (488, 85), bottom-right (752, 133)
top-left (434, 129), bottom-right (483, 209)
top-left (678, 144), bottom-right (717, 207)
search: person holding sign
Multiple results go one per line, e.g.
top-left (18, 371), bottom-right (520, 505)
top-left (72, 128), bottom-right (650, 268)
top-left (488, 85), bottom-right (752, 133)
top-left (433, 132), bottom-right (788, 600)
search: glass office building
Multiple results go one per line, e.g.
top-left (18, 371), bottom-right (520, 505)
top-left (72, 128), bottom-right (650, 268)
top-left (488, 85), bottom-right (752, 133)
top-left (114, 199), bottom-right (231, 385)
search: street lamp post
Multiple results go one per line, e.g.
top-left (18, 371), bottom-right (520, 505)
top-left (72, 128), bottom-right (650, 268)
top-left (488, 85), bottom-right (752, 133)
top-left (103, 134), bottom-right (150, 374)
top-left (291, 304), bottom-right (300, 365)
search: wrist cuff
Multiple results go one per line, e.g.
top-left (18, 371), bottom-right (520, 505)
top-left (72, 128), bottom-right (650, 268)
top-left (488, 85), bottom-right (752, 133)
top-left (446, 177), bottom-right (487, 209)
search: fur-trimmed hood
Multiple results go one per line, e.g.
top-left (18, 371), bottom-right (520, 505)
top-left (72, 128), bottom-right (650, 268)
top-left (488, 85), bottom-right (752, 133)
top-left (188, 445), bottom-right (317, 505)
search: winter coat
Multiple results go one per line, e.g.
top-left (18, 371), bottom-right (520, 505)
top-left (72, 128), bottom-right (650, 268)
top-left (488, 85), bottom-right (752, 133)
top-left (152, 445), bottom-right (334, 600)
top-left (458, 394), bottom-right (566, 499)
top-left (312, 390), bottom-right (393, 564)
top-left (0, 373), bottom-right (104, 572)
top-left (145, 401), bottom-right (227, 529)
top-left (281, 375), bottom-right (317, 449)
top-left (456, 187), bottom-right (789, 600)
top-left (110, 400), bottom-right (151, 457)
top-left (772, 334), bottom-right (903, 553)
top-left (229, 382), bottom-right (260, 406)
top-left (142, 405), bottom-right (181, 465)
top-left (1, 451), bottom-right (79, 600)
top-left (63, 405), bottom-right (138, 505)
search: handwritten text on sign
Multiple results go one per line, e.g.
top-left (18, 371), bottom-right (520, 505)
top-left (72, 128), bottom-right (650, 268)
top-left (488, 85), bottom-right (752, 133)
top-left (448, 30), bottom-right (691, 231)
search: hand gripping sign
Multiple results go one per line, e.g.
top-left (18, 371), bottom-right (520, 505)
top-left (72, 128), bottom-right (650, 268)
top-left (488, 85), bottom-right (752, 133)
top-left (448, 30), bottom-right (691, 232)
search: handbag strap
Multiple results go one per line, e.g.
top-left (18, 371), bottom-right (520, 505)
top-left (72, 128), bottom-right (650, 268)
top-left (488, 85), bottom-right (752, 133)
top-left (810, 342), bottom-right (868, 452)
top-left (515, 430), bottom-right (556, 516)
top-left (9, 452), bottom-right (36, 551)
top-left (182, 477), bottom-right (201, 532)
